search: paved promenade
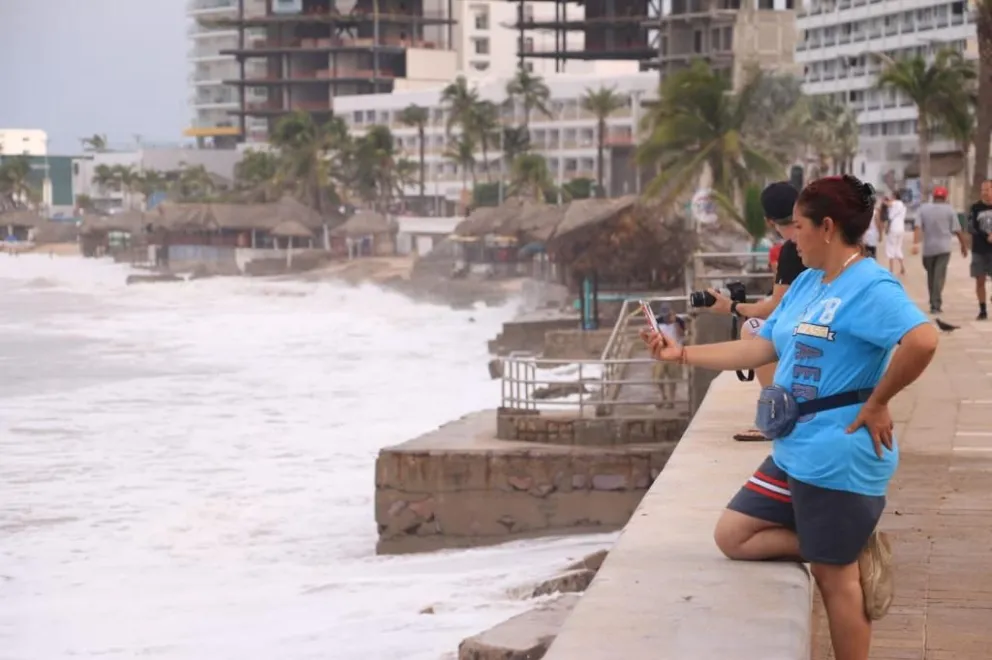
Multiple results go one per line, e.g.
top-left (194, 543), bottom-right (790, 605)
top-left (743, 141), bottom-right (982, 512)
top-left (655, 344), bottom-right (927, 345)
top-left (813, 249), bottom-right (992, 659)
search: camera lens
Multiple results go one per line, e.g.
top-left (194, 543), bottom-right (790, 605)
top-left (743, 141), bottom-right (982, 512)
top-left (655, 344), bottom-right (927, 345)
top-left (689, 291), bottom-right (704, 308)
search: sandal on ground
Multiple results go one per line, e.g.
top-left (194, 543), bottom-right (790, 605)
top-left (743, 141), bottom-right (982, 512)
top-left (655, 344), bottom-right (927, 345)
top-left (733, 428), bottom-right (769, 442)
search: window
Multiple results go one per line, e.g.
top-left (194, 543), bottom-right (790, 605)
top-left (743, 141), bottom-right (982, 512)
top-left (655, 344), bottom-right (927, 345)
top-left (470, 61), bottom-right (490, 71)
top-left (525, 61), bottom-right (534, 73)
top-left (474, 38), bottom-right (490, 55)
top-left (711, 28), bottom-right (722, 50)
top-left (473, 8), bottom-right (489, 29)
top-left (523, 4), bottom-right (534, 21)
top-left (758, 0), bottom-right (773, 9)
top-left (693, 30), bottom-right (703, 53)
top-left (524, 37), bottom-right (534, 52)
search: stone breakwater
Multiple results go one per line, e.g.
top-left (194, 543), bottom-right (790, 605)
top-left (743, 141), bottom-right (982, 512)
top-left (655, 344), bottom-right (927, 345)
top-left (374, 410), bottom-right (680, 554)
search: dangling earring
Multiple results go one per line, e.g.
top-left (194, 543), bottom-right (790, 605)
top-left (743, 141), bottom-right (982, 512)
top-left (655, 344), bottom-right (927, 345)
top-left (824, 236), bottom-right (831, 244)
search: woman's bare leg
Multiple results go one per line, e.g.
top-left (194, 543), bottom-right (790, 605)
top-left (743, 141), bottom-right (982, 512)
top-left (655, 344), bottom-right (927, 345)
top-left (811, 562), bottom-right (872, 660)
top-left (713, 509), bottom-right (801, 561)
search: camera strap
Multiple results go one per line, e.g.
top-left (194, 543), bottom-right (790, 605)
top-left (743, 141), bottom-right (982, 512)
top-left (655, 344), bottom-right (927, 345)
top-left (731, 316), bottom-right (755, 382)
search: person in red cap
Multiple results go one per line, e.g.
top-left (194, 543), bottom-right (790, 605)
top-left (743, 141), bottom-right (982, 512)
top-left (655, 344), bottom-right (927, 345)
top-left (913, 186), bottom-right (967, 314)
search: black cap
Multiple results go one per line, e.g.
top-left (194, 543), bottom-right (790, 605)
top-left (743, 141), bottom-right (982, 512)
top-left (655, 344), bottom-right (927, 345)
top-left (761, 181), bottom-right (799, 224)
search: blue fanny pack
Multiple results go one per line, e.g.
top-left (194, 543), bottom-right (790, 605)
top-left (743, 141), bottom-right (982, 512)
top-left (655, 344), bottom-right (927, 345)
top-left (755, 385), bottom-right (874, 439)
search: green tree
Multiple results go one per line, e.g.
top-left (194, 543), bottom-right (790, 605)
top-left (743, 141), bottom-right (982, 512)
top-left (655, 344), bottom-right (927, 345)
top-left (876, 48), bottom-right (975, 196)
top-left (509, 153), bottom-right (554, 202)
top-left (742, 184), bottom-right (767, 246)
top-left (636, 61), bottom-right (782, 217)
top-left (234, 149), bottom-right (281, 202)
top-left (444, 134), bottom-right (477, 193)
top-left (505, 65), bottom-right (551, 129)
top-left (469, 101), bottom-right (500, 182)
top-left (398, 103), bottom-right (429, 199)
top-left (580, 86), bottom-right (627, 197)
top-left (0, 156), bottom-right (37, 207)
top-left (973, 0), bottom-right (992, 198)
top-left (80, 134), bottom-right (109, 153)
top-left (270, 111), bottom-right (348, 212)
top-left (352, 125), bottom-right (405, 211)
top-left (439, 75), bottom-right (479, 135)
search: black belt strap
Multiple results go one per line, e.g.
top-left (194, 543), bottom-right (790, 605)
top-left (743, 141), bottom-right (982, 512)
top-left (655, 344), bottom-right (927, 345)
top-left (796, 388), bottom-right (874, 416)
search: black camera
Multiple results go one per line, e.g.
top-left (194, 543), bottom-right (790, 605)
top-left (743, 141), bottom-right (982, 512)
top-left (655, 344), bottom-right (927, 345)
top-left (689, 281), bottom-right (747, 308)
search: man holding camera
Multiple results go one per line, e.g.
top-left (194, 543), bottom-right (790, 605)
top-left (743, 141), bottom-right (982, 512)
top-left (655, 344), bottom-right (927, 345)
top-left (703, 181), bottom-right (804, 441)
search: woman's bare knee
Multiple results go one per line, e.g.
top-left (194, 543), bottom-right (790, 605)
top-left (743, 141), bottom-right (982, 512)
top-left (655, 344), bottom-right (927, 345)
top-left (714, 509), bottom-right (768, 559)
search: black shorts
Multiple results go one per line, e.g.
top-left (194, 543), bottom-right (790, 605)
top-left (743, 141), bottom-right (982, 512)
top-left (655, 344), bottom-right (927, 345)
top-left (727, 455), bottom-right (885, 565)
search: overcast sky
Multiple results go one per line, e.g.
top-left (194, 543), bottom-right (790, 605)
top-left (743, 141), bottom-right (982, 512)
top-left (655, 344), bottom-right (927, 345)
top-left (0, 0), bottom-right (188, 154)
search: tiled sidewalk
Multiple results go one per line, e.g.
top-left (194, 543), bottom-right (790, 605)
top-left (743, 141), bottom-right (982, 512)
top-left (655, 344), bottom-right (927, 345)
top-left (812, 250), bottom-right (992, 659)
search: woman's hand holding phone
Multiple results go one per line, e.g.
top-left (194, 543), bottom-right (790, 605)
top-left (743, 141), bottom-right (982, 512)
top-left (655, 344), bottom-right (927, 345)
top-left (639, 328), bottom-right (683, 362)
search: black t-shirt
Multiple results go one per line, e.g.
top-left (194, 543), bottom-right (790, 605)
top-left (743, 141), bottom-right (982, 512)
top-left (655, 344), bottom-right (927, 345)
top-left (775, 240), bottom-right (806, 285)
top-left (969, 201), bottom-right (992, 254)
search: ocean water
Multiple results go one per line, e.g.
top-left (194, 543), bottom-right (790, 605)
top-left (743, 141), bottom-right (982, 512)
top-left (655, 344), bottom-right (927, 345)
top-left (0, 255), bottom-right (614, 660)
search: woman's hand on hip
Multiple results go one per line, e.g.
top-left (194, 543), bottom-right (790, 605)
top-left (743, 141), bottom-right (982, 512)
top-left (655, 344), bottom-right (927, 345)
top-left (639, 329), bottom-right (682, 362)
top-left (846, 401), bottom-right (894, 458)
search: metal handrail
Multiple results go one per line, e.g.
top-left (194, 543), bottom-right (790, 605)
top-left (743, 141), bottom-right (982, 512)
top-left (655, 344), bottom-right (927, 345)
top-left (500, 354), bottom-right (689, 419)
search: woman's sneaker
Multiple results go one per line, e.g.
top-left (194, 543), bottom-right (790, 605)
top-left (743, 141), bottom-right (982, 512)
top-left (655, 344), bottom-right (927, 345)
top-left (858, 530), bottom-right (895, 621)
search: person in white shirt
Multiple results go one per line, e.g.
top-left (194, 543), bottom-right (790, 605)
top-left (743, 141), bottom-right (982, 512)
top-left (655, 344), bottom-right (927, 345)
top-left (883, 195), bottom-right (907, 275)
top-left (863, 204), bottom-right (880, 258)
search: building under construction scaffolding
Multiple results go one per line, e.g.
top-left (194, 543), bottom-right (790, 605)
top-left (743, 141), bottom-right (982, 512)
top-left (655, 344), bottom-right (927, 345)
top-left (503, 0), bottom-right (659, 73)
top-left (197, 0), bottom-right (456, 142)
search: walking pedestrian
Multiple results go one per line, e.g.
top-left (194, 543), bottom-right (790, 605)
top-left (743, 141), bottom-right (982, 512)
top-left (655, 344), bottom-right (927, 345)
top-left (912, 186), bottom-right (968, 314)
top-left (968, 179), bottom-right (992, 320)
top-left (883, 195), bottom-right (907, 276)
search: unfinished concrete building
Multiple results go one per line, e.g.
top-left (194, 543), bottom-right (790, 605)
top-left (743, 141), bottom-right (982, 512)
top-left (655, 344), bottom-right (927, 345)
top-left (198, 0), bottom-right (457, 142)
top-left (503, 0), bottom-right (659, 73)
top-left (654, 0), bottom-right (799, 87)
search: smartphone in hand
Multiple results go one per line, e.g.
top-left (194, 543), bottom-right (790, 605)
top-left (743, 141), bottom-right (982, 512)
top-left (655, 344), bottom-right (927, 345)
top-left (639, 300), bottom-right (660, 334)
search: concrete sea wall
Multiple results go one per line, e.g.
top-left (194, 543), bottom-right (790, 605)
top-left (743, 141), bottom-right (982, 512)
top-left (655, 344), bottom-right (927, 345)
top-left (374, 410), bottom-right (679, 554)
top-left (542, 372), bottom-right (812, 659)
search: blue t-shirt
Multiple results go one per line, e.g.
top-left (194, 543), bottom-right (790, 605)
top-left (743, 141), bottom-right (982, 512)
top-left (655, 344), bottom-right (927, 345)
top-left (758, 259), bottom-right (928, 496)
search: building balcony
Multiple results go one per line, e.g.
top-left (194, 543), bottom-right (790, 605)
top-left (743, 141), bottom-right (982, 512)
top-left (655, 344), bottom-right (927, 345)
top-left (230, 68), bottom-right (398, 86)
top-left (199, 7), bottom-right (454, 29)
top-left (242, 100), bottom-right (333, 115)
top-left (223, 35), bottom-right (445, 56)
top-left (187, 0), bottom-right (237, 15)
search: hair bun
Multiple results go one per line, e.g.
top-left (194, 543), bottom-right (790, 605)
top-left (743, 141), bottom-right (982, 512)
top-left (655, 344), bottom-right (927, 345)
top-left (842, 174), bottom-right (875, 211)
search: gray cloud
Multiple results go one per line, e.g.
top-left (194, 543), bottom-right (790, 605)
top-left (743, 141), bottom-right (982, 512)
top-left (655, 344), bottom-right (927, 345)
top-left (0, 0), bottom-right (188, 154)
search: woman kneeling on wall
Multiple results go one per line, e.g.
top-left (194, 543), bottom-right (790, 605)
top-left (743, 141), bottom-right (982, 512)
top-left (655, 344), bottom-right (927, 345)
top-left (642, 174), bottom-right (938, 660)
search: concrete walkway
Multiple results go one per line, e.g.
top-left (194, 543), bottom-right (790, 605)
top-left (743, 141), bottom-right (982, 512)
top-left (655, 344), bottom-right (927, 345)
top-left (813, 249), bottom-right (992, 659)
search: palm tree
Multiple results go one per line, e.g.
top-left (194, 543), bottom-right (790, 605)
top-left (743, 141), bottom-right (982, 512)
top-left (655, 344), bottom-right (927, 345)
top-left (80, 134), bottom-right (109, 153)
top-left (171, 164), bottom-right (215, 202)
top-left (505, 65), bottom-right (551, 130)
top-left (439, 75), bottom-right (479, 135)
top-left (509, 153), bottom-right (554, 202)
top-left (876, 48), bottom-right (975, 197)
top-left (469, 101), bottom-right (500, 182)
top-left (398, 104), bottom-right (429, 199)
top-left (234, 149), bottom-right (281, 201)
top-left (132, 169), bottom-right (166, 209)
top-left (112, 164), bottom-right (138, 209)
top-left (799, 95), bottom-right (859, 177)
top-left (270, 111), bottom-right (348, 212)
top-left (444, 134), bottom-right (477, 193)
top-left (0, 156), bottom-right (36, 207)
top-left (353, 125), bottom-right (404, 211)
top-left (636, 61), bottom-right (783, 215)
top-left (93, 164), bottom-right (118, 196)
top-left (580, 86), bottom-right (627, 197)
top-left (974, 0), bottom-right (992, 198)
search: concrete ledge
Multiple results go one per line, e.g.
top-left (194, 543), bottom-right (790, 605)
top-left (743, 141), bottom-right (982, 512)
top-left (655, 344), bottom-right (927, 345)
top-left (543, 373), bottom-right (812, 660)
top-left (375, 411), bottom-right (677, 553)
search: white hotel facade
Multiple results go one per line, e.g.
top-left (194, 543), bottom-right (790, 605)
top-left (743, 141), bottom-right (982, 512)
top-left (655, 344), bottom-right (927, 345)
top-left (796, 0), bottom-right (974, 190)
top-left (333, 72), bottom-right (657, 204)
